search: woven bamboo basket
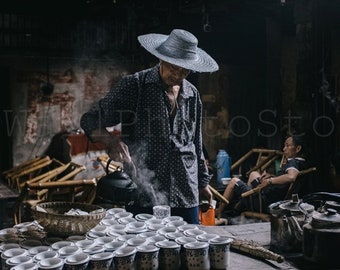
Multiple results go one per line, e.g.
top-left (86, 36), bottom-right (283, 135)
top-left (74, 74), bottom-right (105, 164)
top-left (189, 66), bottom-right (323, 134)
top-left (31, 201), bottom-right (106, 236)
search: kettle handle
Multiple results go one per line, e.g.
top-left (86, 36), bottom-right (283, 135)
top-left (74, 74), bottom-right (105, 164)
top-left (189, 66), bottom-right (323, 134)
top-left (303, 192), bottom-right (340, 203)
top-left (105, 158), bottom-right (122, 174)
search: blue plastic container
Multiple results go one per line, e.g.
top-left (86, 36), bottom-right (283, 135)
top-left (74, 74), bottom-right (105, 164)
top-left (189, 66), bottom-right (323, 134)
top-left (216, 149), bottom-right (231, 184)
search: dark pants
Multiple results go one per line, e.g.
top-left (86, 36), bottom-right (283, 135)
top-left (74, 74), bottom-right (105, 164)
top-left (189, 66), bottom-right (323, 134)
top-left (125, 205), bottom-right (200, 224)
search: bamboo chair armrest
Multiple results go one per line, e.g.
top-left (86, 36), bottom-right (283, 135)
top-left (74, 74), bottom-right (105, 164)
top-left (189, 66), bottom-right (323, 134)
top-left (241, 187), bottom-right (263, 198)
top-left (241, 167), bottom-right (317, 198)
top-left (208, 185), bottom-right (230, 204)
top-left (27, 179), bottom-right (97, 189)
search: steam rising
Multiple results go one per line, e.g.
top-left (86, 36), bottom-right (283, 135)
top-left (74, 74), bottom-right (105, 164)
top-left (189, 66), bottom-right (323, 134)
top-left (129, 143), bottom-right (169, 206)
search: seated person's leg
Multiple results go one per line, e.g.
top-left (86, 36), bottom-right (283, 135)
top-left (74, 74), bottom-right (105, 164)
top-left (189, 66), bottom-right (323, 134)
top-left (216, 178), bottom-right (251, 218)
top-left (247, 171), bottom-right (261, 185)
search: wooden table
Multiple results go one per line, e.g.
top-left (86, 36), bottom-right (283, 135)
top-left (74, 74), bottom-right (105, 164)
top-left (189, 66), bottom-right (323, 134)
top-left (0, 180), bottom-right (19, 228)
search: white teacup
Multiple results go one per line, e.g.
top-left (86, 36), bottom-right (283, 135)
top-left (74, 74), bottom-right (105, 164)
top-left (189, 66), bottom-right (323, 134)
top-left (37, 257), bottom-right (64, 270)
top-left (107, 207), bottom-right (126, 216)
top-left (103, 241), bottom-right (126, 252)
top-left (89, 252), bottom-right (114, 270)
top-left (94, 236), bottom-right (115, 246)
top-left (63, 252), bottom-right (90, 270)
top-left (126, 237), bottom-right (148, 247)
top-left (113, 246), bottom-right (136, 270)
top-left (0, 243), bottom-right (20, 253)
top-left (1, 248), bottom-right (28, 270)
top-left (58, 245), bottom-right (82, 258)
top-left (28, 245), bottom-right (52, 256)
top-left (145, 235), bottom-right (167, 245)
top-left (114, 211), bottom-right (133, 220)
top-left (208, 236), bottom-right (233, 270)
top-left (9, 262), bottom-right (38, 270)
top-left (135, 245), bottom-right (159, 270)
top-left (155, 240), bottom-right (181, 270)
top-left (184, 241), bottom-right (210, 270)
top-left (51, 241), bottom-right (74, 250)
top-left (5, 255), bottom-right (33, 270)
top-left (33, 250), bottom-right (59, 262)
top-left (162, 216), bottom-right (183, 224)
top-left (196, 233), bottom-right (219, 242)
top-left (75, 239), bottom-right (96, 250)
top-left (174, 236), bottom-right (197, 270)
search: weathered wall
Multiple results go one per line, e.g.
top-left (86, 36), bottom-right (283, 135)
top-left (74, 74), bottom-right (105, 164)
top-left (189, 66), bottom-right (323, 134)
top-left (3, 55), bottom-right (130, 166)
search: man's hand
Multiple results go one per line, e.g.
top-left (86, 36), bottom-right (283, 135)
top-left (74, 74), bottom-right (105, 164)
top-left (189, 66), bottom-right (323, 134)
top-left (199, 185), bottom-right (213, 206)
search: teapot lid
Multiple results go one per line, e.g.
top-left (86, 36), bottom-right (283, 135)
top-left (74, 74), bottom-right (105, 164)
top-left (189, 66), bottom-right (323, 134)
top-left (278, 194), bottom-right (314, 213)
top-left (312, 208), bottom-right (340, 228)
top-left (325, 201), bottom-right (340, 211)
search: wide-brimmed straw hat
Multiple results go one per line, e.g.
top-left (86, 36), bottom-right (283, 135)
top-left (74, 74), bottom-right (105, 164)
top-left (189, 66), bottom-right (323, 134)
top-left (137, 29), bottom-right (219, 73)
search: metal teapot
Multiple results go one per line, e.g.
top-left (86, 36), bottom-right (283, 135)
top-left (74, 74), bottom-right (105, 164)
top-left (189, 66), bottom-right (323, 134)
top-left (301, 192), bottom-right (340, 268)
top-left (268, 194), bottom-right (314, 253)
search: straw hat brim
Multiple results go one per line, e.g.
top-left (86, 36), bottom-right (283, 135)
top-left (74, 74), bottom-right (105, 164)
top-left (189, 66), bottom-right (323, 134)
top-left (138, 33), bottom-right (219, 73)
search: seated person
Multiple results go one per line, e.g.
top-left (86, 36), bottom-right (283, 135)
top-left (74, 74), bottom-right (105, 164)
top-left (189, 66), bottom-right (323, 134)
top-left (215, 135), bottom-right (308, 217)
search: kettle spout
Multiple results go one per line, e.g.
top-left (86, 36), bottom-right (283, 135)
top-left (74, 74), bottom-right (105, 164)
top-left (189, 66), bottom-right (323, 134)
top-left (287, 216), bottom-right (303, 241)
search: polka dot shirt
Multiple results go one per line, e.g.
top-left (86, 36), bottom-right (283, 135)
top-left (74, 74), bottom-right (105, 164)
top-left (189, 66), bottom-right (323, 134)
top-left (80, 64), bottom-right (211, 208)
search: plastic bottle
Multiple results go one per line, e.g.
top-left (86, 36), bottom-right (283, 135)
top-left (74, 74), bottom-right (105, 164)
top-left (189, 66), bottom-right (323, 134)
top-left (216, 149), bottom-right (230, 184)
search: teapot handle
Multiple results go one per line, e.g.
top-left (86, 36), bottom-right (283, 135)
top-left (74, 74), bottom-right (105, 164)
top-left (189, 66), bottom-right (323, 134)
top-left (303, 192), bottom-right (340, 203)
top-left (105, 158), bottom-right (122, 174)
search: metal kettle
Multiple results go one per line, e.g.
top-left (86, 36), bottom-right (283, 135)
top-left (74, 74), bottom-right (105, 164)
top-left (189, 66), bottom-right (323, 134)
top-left (268, 194), bottom-right (314, 253)
top-left (301, 192), bottom-right (340, 268)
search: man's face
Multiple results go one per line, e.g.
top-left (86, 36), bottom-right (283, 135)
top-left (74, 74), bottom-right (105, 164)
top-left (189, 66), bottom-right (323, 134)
top-left (283, 137), bottom-right (301, 158)
top-left (160, 60), bottom-right (191, 86)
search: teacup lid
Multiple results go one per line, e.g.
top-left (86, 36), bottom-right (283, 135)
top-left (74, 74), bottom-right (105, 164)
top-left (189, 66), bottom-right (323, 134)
top-left (38, 257), bottom-right (63, 269)
top-left (208, 236), bottom-right (233, 245)
top-left (58, 245), bottom-right (81, 256)
top-left (64, 252), bottom-right (90, 264)
top-left (90, 252), bottom-right (114, 260)
top-left (82, 245), bottom-right (105, 255)
top-left (196, 233), bottom-right (218, 242)
top-left (155, 240), bottom-right (180, 249)
top-left (51, 241), bottom-right (74, 250)
top-left (28, 245), bottom-right (51, 256)
top-left (104, 241), bottom-right (126, 250)
top-left (33, 250), bottom-right (59, 261)
top-left (0, 243), bottom-right (20, 252)
top-left (164, 232), bottom-right (184, 240)
top-left (6, 255), bottom-right (32, 265)
top-left (114, 246), bottom-right (136, 257)
top-left (10, 262), bottom-right (37, 270)
top-left (174, 236), bottom-right (197, 245)
top-left (184, 241), bottom-right (209, 249)
top-left (2, 248), bottom-right (27, 259)
top-left (136, 244), bottom-right (159, 253)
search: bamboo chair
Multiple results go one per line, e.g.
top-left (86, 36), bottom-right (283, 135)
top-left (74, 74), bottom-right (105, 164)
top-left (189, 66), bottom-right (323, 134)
top-left (13, 178), bottom-right (97, 224)
top-left (3, 156), bottom-right (52, 189)
top-left (13, 162), bottom-right (87, 224)
top-left (239, 166), bottom-right (317, 221)
top-left (230, 148), bottom-right (284, 177)
top-left (3, 157), bottom-right (71, 192)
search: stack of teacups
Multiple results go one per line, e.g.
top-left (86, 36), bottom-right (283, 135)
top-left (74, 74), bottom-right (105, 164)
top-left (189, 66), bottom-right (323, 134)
top-left (155, 240), bottom-right (181, 270)
top-left (1, 248), bottom-right (28, 270)
top-left (208, 236), bottom-right (233, 270)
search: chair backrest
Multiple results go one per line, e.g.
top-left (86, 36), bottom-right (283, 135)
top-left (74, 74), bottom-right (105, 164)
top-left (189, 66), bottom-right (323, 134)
top-left (284, 167), bottom-right (317, 200)
top-left (231, 148), bottom-right (283, 177)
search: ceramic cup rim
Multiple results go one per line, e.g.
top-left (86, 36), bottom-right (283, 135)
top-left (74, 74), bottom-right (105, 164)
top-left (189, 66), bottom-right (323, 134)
top-left (64, 252), bottom-right (90, 265)
top-left (37, 257), bottom-right (64, 269)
